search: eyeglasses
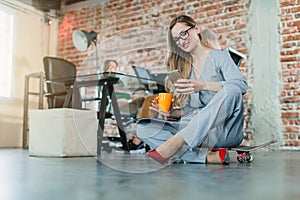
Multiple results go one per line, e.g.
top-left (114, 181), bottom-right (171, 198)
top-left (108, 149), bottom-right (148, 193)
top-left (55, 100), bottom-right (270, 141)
top-left (173, 25), bottom-right (195, 45)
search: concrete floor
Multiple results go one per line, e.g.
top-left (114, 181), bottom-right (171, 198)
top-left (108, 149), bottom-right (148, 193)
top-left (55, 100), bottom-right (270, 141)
top-left (0, 149), bottom-right (299, 200)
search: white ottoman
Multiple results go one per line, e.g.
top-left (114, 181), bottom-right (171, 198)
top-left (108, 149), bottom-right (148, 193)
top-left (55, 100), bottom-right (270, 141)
top-left (29, 108), bottom-right (97, 157)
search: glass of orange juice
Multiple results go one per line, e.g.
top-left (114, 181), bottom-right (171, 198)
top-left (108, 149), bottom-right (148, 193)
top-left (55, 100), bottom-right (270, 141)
top-left (158, 93), bottom-right (173, 112)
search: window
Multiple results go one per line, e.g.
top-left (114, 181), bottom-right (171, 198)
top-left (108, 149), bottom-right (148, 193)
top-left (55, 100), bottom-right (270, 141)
top-left (0, 5), bottom-right (14, 99)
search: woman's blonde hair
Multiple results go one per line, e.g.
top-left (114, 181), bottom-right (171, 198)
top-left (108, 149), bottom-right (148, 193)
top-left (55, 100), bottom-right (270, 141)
top-left (103, 60), bottom-right (118, 72)
top-left (165, 15), bottom-right (201, 108)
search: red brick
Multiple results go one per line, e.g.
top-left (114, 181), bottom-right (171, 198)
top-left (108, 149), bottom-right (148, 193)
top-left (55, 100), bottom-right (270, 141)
top-left (285, 140), bottom-right (300, 147)
top-left (282, 112), bottom-right (300, 118)
top-left (282, 118), bottom-right (290, 125)
top-left (285, 126), bottom-right (300, 133)
top-left (291, 6), bottom-right (300, 12)
top-left (287, 20), bottom-right (300, 27)
top-left (281, 2), bottom-right (296, 7)
top-left (281, 56), bottom-right (297, 62)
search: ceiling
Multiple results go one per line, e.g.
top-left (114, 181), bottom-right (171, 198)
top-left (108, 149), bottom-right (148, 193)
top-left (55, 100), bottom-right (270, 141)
top-left (16, 0), bottom-right (88, 11)
top-left (65, 0), bottom-right (87, 5)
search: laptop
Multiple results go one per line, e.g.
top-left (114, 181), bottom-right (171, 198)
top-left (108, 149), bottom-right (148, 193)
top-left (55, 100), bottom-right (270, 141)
top-left (132, 66), bottom-right (166, 93)
top-left (227, 47), bottom-right (246, 67)
top-left (132, 65), bottom-right (153, 85)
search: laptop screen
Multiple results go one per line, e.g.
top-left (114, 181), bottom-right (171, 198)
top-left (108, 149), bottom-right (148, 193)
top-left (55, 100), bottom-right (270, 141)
top-left (151, 73), bottom-right (166, 85)
top-left (132, 66), bottom-right (153, 84)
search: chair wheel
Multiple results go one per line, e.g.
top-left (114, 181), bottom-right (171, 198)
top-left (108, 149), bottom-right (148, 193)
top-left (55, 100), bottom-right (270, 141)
top-left (237, 153), bottom-right (247, 163)
top-left (245, 153), bottom-right (254, 162)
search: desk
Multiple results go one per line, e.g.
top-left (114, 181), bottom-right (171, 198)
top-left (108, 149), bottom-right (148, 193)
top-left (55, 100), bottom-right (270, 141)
top-left (48, 72), bottom-right (157, 155)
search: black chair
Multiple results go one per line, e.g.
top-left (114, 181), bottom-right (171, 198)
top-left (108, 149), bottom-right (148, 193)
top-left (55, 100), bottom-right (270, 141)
top-left (43, 56), bottom-right (76, 108)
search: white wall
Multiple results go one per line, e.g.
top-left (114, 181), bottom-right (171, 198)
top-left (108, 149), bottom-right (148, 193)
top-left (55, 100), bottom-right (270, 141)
top-left (248, 0), bottom-right (282, 147)
top-left (0, 1), bottom-right (58, 147)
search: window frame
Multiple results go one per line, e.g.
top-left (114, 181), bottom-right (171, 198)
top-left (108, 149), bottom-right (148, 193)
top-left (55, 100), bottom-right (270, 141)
top-left (0, 4), bottom-right (15, 101)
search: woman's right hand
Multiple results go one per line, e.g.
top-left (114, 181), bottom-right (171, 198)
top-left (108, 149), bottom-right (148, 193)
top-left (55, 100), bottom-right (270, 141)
top-left (174, 79), bottom-right (222, 93)
top-left (174, 79), bottom-right (203, 94)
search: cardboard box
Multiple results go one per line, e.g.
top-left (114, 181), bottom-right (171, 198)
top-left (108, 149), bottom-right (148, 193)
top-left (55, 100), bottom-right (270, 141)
top-left (29, 108), bottom-right (97, 157)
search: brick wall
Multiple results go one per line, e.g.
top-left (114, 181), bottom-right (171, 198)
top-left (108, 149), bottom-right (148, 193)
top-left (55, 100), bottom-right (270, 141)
top-left (58, 0), bottom-right (249, 74)
top-left (280, 1), bottom-right (300, 149)
top-left (56, 0), bottom-right (300, 149)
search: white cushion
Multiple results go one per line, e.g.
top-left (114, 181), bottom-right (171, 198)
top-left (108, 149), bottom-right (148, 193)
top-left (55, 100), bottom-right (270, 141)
top-left (29, 108), bottom-right (97, 157)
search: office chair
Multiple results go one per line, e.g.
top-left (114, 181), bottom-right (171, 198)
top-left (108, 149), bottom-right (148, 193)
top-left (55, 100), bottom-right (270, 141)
top-left (43, 56), bottom-right (76, 108)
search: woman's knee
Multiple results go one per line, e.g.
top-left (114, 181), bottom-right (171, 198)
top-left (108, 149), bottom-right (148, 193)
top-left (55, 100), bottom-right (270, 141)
top-left (223, 84), bottom-right (243, 103)
top-left (136, 123), bottom-right (147, 139)
top-left (224, 84), bottom-right (242, 95)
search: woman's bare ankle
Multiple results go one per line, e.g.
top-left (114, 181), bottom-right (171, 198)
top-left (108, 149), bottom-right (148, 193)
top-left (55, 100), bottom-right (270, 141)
top-left (156, 134), bottom-right (185, 159)
top-left (206, 151), bottom-right (222, 164)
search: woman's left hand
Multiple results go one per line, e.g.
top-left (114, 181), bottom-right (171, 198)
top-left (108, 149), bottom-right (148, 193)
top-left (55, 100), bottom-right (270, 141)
top-left (174, 79), bottom-right (203, 94)
top-left (149, 98), bottom-right (182, 119)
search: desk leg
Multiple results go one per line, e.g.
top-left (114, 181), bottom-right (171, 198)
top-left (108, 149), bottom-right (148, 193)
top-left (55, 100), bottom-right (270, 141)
top-left (108, 85), bottom-right (130, 152)
top-left (97, 84), bottom-right (108, 156)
